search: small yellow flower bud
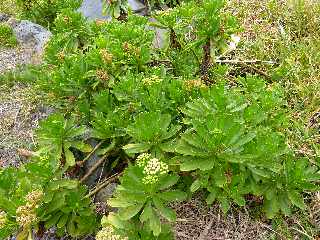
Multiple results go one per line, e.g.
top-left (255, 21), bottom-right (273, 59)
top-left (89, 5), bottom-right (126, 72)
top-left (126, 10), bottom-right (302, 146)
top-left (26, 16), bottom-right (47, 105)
top-left (100, 49), bottom-right (113, 64)
top-left (0, 211), bottom-right (7, 229)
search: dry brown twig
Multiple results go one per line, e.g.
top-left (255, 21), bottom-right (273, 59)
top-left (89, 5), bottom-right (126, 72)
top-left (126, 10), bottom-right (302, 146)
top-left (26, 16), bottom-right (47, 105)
top-left (86, 172), bottom-right (123, 198)
top-left (76, 140), bottom-right (105, 167)
top-left (80, 151), bottom-right (113, 183)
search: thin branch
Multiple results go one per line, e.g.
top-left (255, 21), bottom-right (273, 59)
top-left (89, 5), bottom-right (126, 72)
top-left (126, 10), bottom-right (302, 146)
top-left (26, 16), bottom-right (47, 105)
top-left (215, 59), bottom-right (276, 64)
top-left (86, 172), bottom-right (123, 198)
top-left (290, 227), bottom-right (313, 240)
top-left (214, 59), bottom-right (273, 80)
top-left (259, 222), bottom-right (285, 239)
top-left (77, 140), bottom-right (105, 167)
top-left (80, 151), bottom-right (112, 183)
top-left (242, 63), bottom-right (272, 80)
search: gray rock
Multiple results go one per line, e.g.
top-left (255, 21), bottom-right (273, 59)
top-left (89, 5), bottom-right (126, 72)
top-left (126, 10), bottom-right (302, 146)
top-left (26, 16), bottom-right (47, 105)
top-left (78, 0), bottom-right (110, 20)
top-left (149, 18), bottom-right (169, 49)
top-left (10, 20), bottom-right (52, 53)
top-left (78, 0), bottom-right (145, 20)
top-left (128, 0), bottom-right (146, 12)
top-left (95, 182), bottom-right (118, 202)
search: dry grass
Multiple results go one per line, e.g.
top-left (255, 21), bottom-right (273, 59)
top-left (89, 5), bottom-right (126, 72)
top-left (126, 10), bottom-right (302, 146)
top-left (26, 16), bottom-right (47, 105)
top-left (173, 193), bottom-right (320, 240)
top-left (0, 84), bottom-right (50, 167)
top-left (0, 0), bottom-right (20, 16)
top-left (173, 195), bottom-right (271, 240)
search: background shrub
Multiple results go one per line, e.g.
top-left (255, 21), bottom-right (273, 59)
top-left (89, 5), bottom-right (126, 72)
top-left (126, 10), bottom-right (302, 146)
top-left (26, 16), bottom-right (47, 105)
top-left (15, 0), bottom-right (82, 28)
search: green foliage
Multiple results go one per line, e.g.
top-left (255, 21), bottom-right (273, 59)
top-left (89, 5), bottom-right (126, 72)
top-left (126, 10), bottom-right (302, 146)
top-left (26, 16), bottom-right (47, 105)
top-left (44, 9), bottom-right (95, 65)
top-left (124, 111), bottom-right (181, 156)
top-left (0, 23), bottom-right (18, 48)
top-left (15, 0), bottom-right (82, 27)
top-left (0, 156), bottom-right (97, 239)
top-left (1, 0), bottom-right (320, 239)
top-left (107, 154), bottom-right (186, 237)
top-left (36, 113), bottom-right (92, 170)
top-left (39, 179), bottom-right (97, 237)
top-left (102, 0), bottom-right (127, 19)
top-left (173, 80), bottom-right (280, 211)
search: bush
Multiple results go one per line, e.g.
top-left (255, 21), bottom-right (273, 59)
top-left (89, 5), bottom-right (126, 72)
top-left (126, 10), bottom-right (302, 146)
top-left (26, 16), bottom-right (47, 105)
top-left (15, 0), bottom-right (82, 28)
top-left (0, 23), bottom-right (18, 48)
top-left (0, 0), bottom-right (319, 239)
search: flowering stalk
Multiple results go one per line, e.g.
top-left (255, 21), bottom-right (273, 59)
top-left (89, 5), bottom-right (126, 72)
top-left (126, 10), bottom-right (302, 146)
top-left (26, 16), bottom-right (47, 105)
top-left (16, 190), bottom-right (43, 228)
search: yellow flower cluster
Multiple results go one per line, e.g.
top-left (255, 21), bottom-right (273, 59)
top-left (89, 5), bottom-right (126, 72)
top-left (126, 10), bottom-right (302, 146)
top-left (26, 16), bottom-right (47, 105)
top-left (16, 190), bottom-right (43, 228)
top-left (136, 153), bottom-right (169, 185)
top-left (100, 49), bottom-right (113, 64)
top-left (56, 51), bottom-right (65, 61)
top-left (26, 190), bottom-right (43, 205)
top-left (122, 42), bottom-right (141, 56)
top-left (136, 153), bottom-right (152, 167)
top-left (184, 79), bottom-right (206, 91)
top-left (96, 225), bottom-right (128, 240)
top-left (143, 158), bottom-right (168, 175)
top-left (0, 210), bottom-right (7, 229)
top-left (16, 205), bottom-right (37, 227)
top-left (142, 75), bottom-right (163, 86)
top-left (39, 154), bottom-right (49, 162)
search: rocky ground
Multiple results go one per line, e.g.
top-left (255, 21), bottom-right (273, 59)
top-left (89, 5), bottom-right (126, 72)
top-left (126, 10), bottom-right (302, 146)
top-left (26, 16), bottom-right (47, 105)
top-left (0, 15), bottom-right (51, 167)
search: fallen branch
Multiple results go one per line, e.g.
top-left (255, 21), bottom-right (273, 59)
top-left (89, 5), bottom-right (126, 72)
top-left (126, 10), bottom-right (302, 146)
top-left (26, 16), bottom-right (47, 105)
top-left (80, 151), bottom-right (113, 183)
top-left (17, 148), bottom-right (35, 158)
top-left (214, 59), bottom-right (273, 80)
top-left (215, 59), bottom-right (276, 64)
top-left (77, 140), bottom-right (105, 167)
top-left (242, 63), bottom-right (272, 80)
top-left (86, 172), bottom-right (123, 198)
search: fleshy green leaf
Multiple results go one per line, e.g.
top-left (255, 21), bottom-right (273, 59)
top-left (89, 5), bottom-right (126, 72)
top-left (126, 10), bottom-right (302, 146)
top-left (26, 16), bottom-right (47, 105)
top-left (140, 201), bottom-right (153, 223)
top-left (288, 190), bottom-right (305, 210)
top-left (118, 203), bottom-right (144, 220)
top-left (123, 143), bottom-right (150, 154)
top-left (106, 213), bottom-right (126, 229)
top-left (158, 174), bottom-right (180, 190)
top-left (108, 198), bottom-right (135, 208)
top-left (206, 190), bottom-right (218, 205)
top-left (72, 141), bottom-right (92, 152)
top-left (64, 147), bottom-right (75, 167)
top-left (153, 197), bottom-right (176, 222)
top-left (57, 214), bottom-right (69, 228)
top-left (190, 179), bottom-right (202, 193)
top-left (158, 190), bottom-right (187, 202)
top-left (149, 209), bottom-right (161, 236)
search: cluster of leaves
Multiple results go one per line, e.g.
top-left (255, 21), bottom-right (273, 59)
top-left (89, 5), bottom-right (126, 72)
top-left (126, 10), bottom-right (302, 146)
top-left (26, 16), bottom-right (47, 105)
top-left (0, 23), bottom-right (18, 48)
top-left (173, 79), bottom-right (319, 218)
top-left (0, 0), bottom-right (319, 239)
top-left (106, 160), bottom-right (185, 238)
top-left (0, 149), bottom-right (97, 239)
top-left (15, 0), bottom-right (82, 27)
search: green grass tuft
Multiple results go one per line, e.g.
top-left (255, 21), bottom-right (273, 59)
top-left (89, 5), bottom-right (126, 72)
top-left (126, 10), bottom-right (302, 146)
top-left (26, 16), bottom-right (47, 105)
top-left (0, 23), bottom-right (18, 48)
